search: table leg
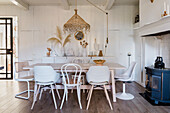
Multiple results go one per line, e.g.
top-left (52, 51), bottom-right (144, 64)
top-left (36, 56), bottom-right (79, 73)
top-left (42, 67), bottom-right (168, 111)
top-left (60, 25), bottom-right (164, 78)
top-left (111, 70), bottom-right (116, 102)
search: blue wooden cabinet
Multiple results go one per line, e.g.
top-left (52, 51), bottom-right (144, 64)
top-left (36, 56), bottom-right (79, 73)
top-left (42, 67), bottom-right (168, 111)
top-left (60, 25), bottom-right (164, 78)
top-left (145, 67), bottom-right (170, 104)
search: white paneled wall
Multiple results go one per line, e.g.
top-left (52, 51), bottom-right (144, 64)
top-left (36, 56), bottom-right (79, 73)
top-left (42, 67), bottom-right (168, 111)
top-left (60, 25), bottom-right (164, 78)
top-left (134, 0), bottom-right (170, 85)
top-left (161, 34), bottom-right (170, 68)
top-left (0, 5), bottom-right (137, 68)
top-left (140, 0), bottom-right (170, 27)
top-left (145, 38), bottom-right (157, 66)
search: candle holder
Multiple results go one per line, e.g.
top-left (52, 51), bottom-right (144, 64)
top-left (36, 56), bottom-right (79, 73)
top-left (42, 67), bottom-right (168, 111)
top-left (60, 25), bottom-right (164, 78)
top-left (127, 52), bottom-right (131, 67)
top-left (162, 11), bottom-right (168, 17)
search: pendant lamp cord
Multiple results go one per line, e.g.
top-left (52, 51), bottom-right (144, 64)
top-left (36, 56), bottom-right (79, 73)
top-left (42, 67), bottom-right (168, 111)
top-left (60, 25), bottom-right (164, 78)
top-left (86, 0), bottom-right (109, 56)
top-left (76, 0), bottom-right (77, 10)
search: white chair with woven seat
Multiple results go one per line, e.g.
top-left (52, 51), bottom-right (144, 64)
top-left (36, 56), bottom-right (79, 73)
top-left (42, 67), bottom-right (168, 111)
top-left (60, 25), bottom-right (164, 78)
top-left (60, 63), bottom-right (82, 109)
top-left (14, 62), bottom-right (34, 100)
top-left (86, 66), bottom-right (113, 110)
top-left (72, 58), bottom-right (86, 93)
top-left (31, 66), bottom-right (61, 109)
top-left (116, 62), bottom-right (137, 100)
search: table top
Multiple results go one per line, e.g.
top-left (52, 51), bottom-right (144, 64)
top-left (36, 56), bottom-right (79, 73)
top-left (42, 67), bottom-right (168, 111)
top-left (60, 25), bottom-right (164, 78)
top-left (24, 63), bottom-right (126, 70)
top-left (0, 66), bottom-right (4, 70)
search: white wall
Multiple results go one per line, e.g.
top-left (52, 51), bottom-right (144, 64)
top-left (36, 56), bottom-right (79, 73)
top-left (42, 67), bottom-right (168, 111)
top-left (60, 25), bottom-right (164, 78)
top-left (140, 0), bottom-right (170, 26)
top-left (161, 34), bottom-right (170, 68)
top-left (0, 4), bottom-right (137, 68)
top-left (134, 0), bottom-right (170, 85)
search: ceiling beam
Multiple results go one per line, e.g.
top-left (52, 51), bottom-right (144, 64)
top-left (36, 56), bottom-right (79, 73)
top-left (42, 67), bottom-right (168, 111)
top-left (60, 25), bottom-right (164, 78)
top-left (105, 0), bottom-right (115, 10)
top-left (60, 0), bottom-right (70, 10)
top-left (10, 0), bottom-right (29, 10)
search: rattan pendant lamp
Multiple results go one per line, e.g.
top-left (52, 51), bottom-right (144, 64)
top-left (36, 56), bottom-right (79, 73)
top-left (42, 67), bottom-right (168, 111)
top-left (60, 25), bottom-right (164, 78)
top-left (63, 0), bottom-right (90, 34)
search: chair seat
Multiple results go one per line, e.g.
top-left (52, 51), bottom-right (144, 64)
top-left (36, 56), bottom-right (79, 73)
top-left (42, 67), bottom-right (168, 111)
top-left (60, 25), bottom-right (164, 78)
top-left (117, 78), bottom-right (131, 82)
top-left (36, 78), bottom-right (62, 85)
top-left (89, 81), bottom-right (108, 85)
top-left (115, 74), bottom-right (129, 79)
top-left (16, 75), bottom-right (34, 81)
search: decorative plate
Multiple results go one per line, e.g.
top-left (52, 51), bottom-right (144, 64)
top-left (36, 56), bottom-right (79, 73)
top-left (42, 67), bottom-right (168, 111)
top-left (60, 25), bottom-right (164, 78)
top-left (74, 31), bottom-right (84, 41)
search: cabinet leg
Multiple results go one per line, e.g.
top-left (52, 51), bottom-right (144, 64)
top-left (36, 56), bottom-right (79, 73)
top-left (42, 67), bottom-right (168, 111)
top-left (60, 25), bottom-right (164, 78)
top-left (155, 101), bottom-right (159, 104)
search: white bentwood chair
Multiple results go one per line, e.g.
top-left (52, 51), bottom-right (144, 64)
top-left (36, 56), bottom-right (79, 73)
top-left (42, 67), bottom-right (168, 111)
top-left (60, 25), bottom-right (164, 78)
top-left (60, 63), bottom-right (82, 109)
top-left (72, 58), bottom-right (86, 93)
top-left (116, 62), bottom-right (137, 100)
top-left (14, 62), bottom-right (34, 100)
top-left (31, 66), bottom-right (61, 109)
top-left (86, 66), bottom-right (113, 110)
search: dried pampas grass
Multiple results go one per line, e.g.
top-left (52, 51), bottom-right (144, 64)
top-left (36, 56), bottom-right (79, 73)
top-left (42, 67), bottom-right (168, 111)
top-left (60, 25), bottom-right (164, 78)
top-left (63, 34), bottom-right (71, 47)
top-left (47, 26), bottom-right (71, 47)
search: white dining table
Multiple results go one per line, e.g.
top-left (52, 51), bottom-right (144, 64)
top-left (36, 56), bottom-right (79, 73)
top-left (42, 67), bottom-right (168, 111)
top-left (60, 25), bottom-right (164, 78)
top-left (24, 63), bottom-right (126, 102)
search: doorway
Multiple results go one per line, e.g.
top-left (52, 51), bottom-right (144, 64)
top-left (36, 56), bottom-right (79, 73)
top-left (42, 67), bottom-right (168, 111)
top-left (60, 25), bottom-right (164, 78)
top-left (0, 18), bottom-right (13, 79)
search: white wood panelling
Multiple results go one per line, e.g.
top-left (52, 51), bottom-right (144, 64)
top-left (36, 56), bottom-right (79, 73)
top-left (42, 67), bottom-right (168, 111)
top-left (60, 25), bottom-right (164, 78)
top-left (0, 5), bottom-right (137, 70)
top-left (134, 0), bottom-right (170, 85)
top-left (60, 0), bottom-right (70, 10)
top-left (139, 0), bottom-right (170, 27)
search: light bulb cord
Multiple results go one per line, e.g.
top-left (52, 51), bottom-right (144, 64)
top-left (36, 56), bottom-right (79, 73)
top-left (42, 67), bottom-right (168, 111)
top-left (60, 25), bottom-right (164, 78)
top-left (76, 0), bottom-right (77, 10)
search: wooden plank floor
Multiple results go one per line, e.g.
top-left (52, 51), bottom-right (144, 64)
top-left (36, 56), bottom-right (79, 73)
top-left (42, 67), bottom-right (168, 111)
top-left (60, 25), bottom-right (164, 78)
top-left (0, 81), bottom-right (170, 113)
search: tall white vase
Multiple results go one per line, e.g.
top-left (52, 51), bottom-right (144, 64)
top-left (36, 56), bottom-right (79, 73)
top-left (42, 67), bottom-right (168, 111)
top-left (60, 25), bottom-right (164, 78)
top-left (82, 48), bottom-right (87, 57)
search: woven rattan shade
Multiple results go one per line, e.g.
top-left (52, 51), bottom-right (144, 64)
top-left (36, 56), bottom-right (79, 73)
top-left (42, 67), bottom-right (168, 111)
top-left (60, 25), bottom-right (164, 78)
top-left (63, 9), bottom-right (90, 33)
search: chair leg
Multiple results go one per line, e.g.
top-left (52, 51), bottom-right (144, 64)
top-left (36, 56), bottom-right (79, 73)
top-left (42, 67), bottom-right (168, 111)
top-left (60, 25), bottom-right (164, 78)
top-left (87, 84), bottom-right (94, 101)
top-left (49, 89), bottom-right (52, 93)
top-left (50, 84), bottom-right (57, 109)
top-left (55, 84), bottom-right (61, 100)
top-left (71, 75), bottom-right (74, 93)
top-left (86, 85), bottom-right (94, 110)
top-left (123, 82), bottom-right (126, 93)
top-left (33, 83), bottom-right (37, 101)
top-left (83, 76), bottom-right (85, 93)
top-left (66, 88), bottom-right (68, 101)
top-left (15, 81), bottom-right (34, 100)
top-left (77, 86), bottom-right (82, 109)
top-left (116, 82), bottom-right (134, 100)
top-left (31, 84), bottom-right (41, 110)
top-left (103, 85), bottom-right (113, 110)
top-left (71, 87), bottom-right (74, 93)
top-left (86, 86), bottom-right (91, 100)
top-left (39, 88), bottom-right (43, 100)
top-left (60, 87), bottom-right (66, 109)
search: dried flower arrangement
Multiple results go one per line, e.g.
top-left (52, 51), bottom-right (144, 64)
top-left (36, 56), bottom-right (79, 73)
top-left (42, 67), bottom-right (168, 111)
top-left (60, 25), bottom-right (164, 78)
top-left (80, 40), bottom-right (88, 48)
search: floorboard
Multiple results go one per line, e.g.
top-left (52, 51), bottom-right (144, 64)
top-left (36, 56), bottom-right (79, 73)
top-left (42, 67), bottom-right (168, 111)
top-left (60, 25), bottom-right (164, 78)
top-left (0, 81), bottom-right (169, 113)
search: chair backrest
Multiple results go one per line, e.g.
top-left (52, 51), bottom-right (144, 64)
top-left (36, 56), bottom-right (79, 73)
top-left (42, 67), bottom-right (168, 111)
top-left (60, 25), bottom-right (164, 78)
top-left (123, 62), bottom-right (137, 79)
top-left (34, 66), bottom-right (59, 83)
top-left (61, 63), bottom-right (82, 85)
top-left (72, 58), bottom-right (84, 63)
top-left (14, 62), bottom-right (30, 80)
top-left (15, 62), bottom-right (29, 73)
top-left (86, 66), bottom-right (110, 83)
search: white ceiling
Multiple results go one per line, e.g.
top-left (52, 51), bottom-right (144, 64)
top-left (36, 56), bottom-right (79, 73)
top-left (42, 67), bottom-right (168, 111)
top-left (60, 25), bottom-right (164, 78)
top-left (0, 0), bottom-right (12, 4)
top-left (68, 0), bottom-right (107, 6)
top-left (0, 0), bottom-right (139, 6)
top-left (114, 0), bottom-right (139, 5)
top-left (23, 0), bottom-right (61, 6)
top-left (22, 0), bottom-right (107, 6)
